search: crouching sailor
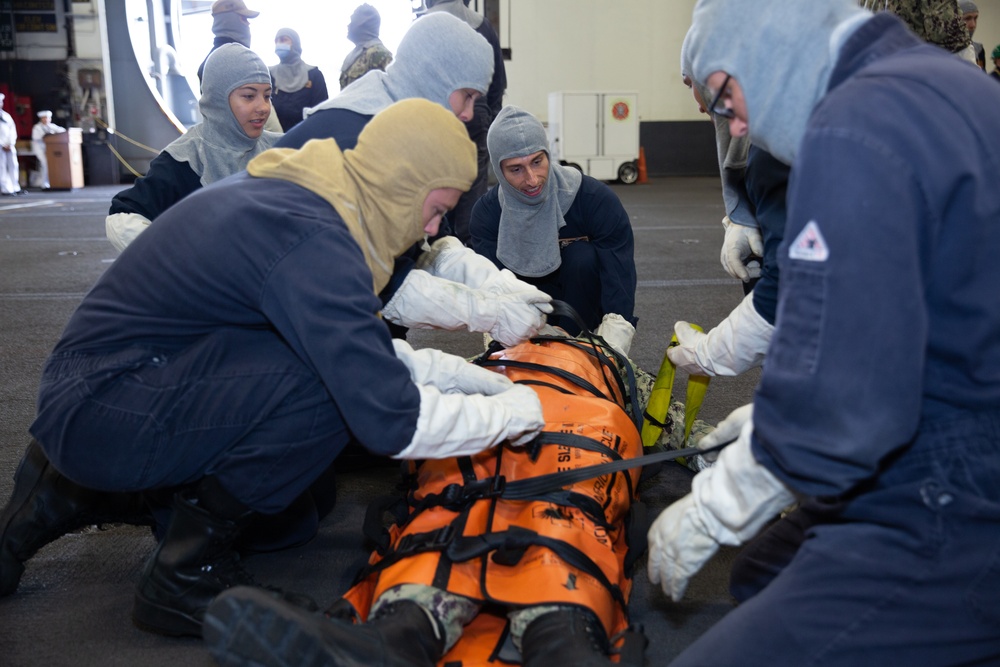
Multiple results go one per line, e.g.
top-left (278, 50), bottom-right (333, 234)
top-left (0, 98), bottom-right (545, 638)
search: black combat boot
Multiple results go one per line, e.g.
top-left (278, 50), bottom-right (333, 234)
top-left (520, 607), bottom-right (612, 667)
top-left (132, 480), bottom-right (258, 637)
top-left (0, 439), bottom-right (153, 597)
top-left (132, 478), bottom-right (317, 638)
top-left (203, 586), bottom-right (445, 667)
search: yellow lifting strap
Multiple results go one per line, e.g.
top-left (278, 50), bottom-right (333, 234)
top-left (640, 324), bottom-right (711, 449)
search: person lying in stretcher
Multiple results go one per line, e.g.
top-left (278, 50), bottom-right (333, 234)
top-left (202, 326), bottom-right (715, 667)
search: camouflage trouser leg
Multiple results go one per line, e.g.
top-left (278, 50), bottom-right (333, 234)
top-left (372, 585), bottom-right (570, 654)
top-left (661, 400), bottom-right (715, 472)
top-left (372, 584), bottom-right (479, 652)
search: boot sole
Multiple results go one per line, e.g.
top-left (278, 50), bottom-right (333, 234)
top-left (203, 588), bottom-right (340, 667)
top-left (0, 443), bottom-right (155, 598)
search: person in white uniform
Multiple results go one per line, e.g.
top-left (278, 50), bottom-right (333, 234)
top-left (30, 111), bottom-right (66, 190)
top-left (0, 93), bottom-right (25, 196)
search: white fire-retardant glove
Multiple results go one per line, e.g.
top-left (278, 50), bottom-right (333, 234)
top-left (477, 268), bottom-right (549, 302)
top-left (106, 212), bottom-right (151, 253)
top-left (720, 216), bottom-right (764, 282)
top-left (416, 236), bottom-right (500, 289)
top-left (595, 313), bottom-right (636, 357)
top-left (697, 403), bottom-right (752, 464)
top-left (647, 407), bottom-right (795, 601)
top-left (417, 236), bottom-right (554, 314)
top-left (393, 383), bottom-right (545, 459)
top-left (382, 269), bottom-right (549, 347)
top-left (479, 270), bottom-right (556, 346)
top-left (391, 339), bottom-right (513, 396)
top-left (667, 293), bottom-right (773, 377)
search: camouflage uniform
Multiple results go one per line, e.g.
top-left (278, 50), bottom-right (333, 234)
top-left (866, 0), bottom-right (972, 52)
top-left (365, 343), bottom-right (719, 654)
top-left (339, 45), bottom-right (393, 89)
top-left (372, 354), bottom-right (717, 652)
top-left (374, 584), bottom-right (561, 653)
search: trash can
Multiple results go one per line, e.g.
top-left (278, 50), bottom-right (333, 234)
top-left (82, 130), bottom-right (121, 186)
top-left (45, 128), bottom-right (85, 190)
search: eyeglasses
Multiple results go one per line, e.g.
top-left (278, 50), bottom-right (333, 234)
top-left (707, 74), bottom-right (735, 119)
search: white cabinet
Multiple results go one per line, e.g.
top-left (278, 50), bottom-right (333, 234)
top-left (547, 91), bottom-right (640, 183)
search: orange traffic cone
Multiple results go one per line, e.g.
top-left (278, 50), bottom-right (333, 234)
top-left (637, 146), bottom-right (648, 184)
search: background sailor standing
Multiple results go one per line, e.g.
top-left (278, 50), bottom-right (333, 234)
top-left (30, 110), bottom-right (66, 191)
top-left (0, 93), bottom-right (25, 197)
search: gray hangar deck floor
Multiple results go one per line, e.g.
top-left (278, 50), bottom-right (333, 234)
top-left (0, 178), bottom-right (762, 666)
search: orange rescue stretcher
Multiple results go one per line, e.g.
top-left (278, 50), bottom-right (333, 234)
top-left (330, 336), bottom-right (651, 666)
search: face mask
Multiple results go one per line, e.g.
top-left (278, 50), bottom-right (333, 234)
top-left (275, 44), bottom-right (291, 57)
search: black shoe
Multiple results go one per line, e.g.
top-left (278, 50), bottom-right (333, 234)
top-left (132, 483), bottom-right (316, 638)
top-left (13, 189), bottom-right (27, 196)
top-left (132, 488), bottom-right (256, 637)
top-left (204, 587), bottom-right (444, 667)
top-left (521, 608), bottom-right (612, 667)
top-left (0, 440), bottom-right (153, 597)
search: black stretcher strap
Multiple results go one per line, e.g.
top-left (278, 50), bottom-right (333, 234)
top-left (472, 300), bottom-right (644, 433)
top-left (446, 525), bottom-right (629, 613)
top-left (529, 430), bottom-right (623, 462)
top-left (479, 357), bottom-right (609, 401)
top-left (523, 430), bottom-right (635, 509)
top-left (641, 410), bottom-right (671, 430)
top-left (515, 379), bottom-right (575, 395)
top-left (545, 301), bottom-right (643, 432)
top-left (504, 489), bottom-right (615, 531)
top-left (501, 440), bottom-right (731, 500)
